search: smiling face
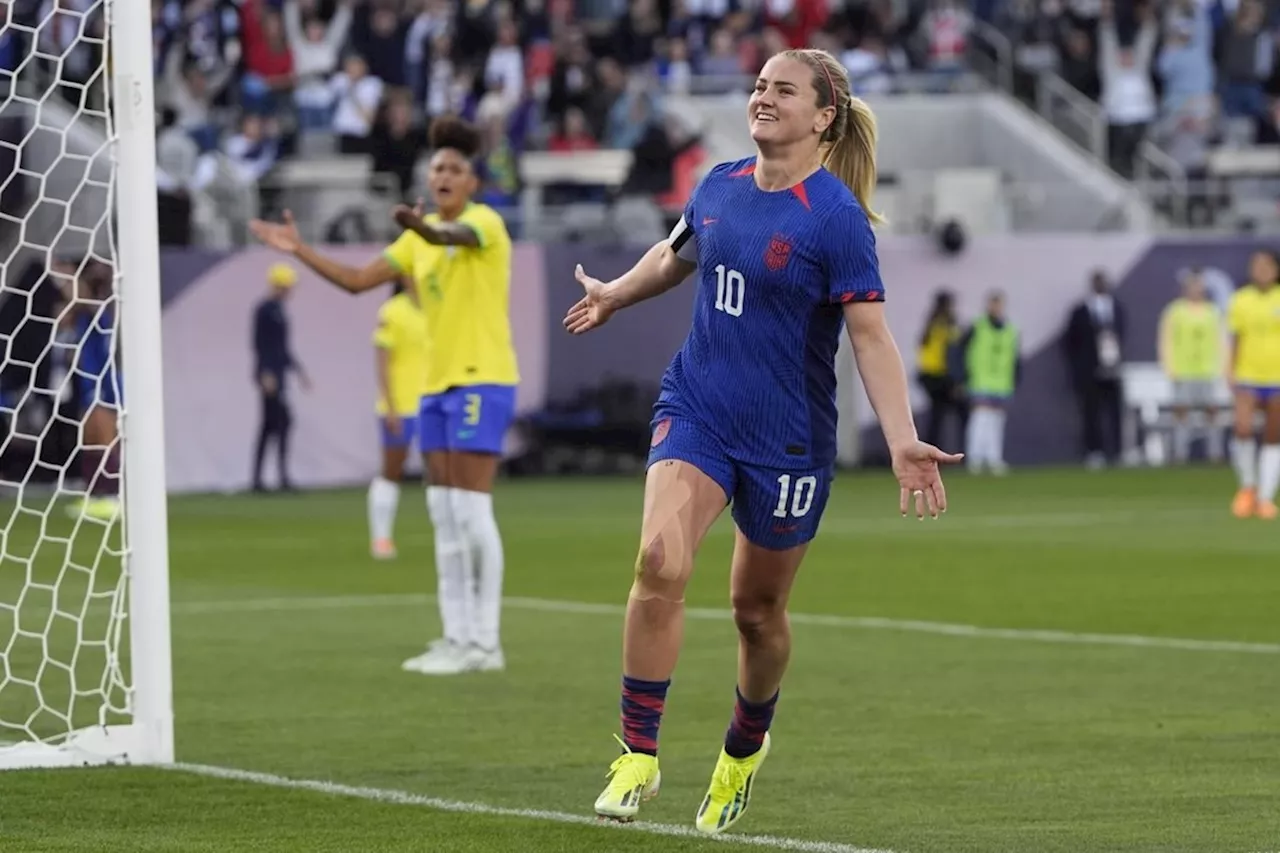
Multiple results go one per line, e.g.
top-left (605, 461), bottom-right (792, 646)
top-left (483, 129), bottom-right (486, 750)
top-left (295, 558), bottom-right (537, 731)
top-left (428, 148), bottom-right (477, 217)
top-left (748, 54), bottom-right (834, 149)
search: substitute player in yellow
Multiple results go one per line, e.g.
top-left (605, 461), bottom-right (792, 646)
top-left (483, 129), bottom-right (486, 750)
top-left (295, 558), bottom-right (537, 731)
top-left (1158, 270), bottom-right (1224, 464)
top-left (369, 279), bottom-right (429, 560)
top-left (1227, 250), bottom-right (1280, 519)
top-left (249, 116), bottom-right (518, 672)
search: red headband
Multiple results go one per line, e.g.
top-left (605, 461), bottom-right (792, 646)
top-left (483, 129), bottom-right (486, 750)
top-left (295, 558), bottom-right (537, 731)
top-left (819, 61), bottom-right (837, 107)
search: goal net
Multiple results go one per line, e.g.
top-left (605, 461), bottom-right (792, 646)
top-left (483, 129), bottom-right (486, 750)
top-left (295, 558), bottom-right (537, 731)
top-left (0, 0), bottom-right (172, 769)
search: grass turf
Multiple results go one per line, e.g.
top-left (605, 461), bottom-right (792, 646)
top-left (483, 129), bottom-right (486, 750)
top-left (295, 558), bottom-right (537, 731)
top-left (2, 466), bottom-right (1278, 852)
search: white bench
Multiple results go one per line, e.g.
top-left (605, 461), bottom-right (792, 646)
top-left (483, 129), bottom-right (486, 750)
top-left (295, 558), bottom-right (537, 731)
top-left (1120, 362), bottom-right (1232, 465)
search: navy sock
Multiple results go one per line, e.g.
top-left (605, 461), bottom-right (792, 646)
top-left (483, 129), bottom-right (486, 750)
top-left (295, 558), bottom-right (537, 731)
top-left (619, 675), bottom-right (669, 756)
top-left (723, 688), bottom-right (777, 759)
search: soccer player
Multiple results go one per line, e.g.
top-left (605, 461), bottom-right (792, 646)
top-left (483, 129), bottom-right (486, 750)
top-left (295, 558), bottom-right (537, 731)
top-left (564, 48), bottom-right (961, 834)
top-left (961, 290), bottom-right (1020, 475)
top-left (56, 258), bottom-right (122, 521)
top-left (369, 278), bottom-right (429, 560)
top-left (1227, 250), bottom-right (1280, 519)
top-left (249, 116), bottom-right (517, 674)
top-left (1158, 270), bottom-right (1224, 464)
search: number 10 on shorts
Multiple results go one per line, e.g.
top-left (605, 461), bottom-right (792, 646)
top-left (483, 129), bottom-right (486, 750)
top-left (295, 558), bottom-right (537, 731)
top-left (774, 474), bottom-right (816, 518)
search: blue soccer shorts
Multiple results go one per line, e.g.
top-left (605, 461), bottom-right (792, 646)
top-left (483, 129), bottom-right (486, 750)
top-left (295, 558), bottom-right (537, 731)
top-left (1239, 384), bottom-right (1280, 403)
top-left (419, 384), bottom-right (516, 455)
top-left (646, 409), bottom-right (834, 551)
top-left (379, 414), bottom-right (419, 450)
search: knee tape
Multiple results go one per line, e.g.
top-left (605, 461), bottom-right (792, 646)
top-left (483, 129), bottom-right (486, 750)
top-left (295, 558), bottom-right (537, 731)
top-left (630, 476), bottom-right (695, 602)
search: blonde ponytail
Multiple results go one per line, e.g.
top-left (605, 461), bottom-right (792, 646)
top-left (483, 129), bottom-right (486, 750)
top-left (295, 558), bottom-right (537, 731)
top-left (784, 49), bottom-right (886, 226)
top-left (825, 95), bottom-right (885, 226)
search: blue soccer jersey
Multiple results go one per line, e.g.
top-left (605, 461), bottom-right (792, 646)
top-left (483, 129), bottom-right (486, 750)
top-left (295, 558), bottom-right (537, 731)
top-left (658, 157), bottom-right (885, 471)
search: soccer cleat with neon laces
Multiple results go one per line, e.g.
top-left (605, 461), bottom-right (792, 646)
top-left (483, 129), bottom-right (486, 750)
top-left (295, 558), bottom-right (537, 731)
top-left (594, 736), bottom-right (661, 822)
top-left (694, 732), bottom-right (771, 834)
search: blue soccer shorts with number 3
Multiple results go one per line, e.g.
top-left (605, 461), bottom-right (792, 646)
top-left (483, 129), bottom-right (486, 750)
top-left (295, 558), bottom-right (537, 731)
top-left (419, 384), bottom-right (516, 455)
top-left (647, 406), bottom-right (834, 551)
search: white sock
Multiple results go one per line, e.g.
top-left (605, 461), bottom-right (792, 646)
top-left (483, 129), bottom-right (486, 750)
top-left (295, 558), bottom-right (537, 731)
top-left (989, 409), bottom-right (1007, 467)
top-left (1258, 445), bottom-right (1280, 503)
top-left (965, 408), bottom-right (985, 467)
top-left (426, 486), bottom-right (474, 647)
top-left (1172, 419), bottom-right (1191, 463)
top-left (1232, 437), bottom-right (1258, 489)
top-left (367, 476), bottom-right (401, 542)
top-left (1205, 421), bottom-right (1224, 461)
top-left (452, 488), bottom-right (505, 652)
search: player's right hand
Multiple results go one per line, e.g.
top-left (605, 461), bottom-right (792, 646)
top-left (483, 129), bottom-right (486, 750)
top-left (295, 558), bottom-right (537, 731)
top-left (249, 210), bottom-right (302, 254)
top-left (564, 264), bottom-right (616, 334)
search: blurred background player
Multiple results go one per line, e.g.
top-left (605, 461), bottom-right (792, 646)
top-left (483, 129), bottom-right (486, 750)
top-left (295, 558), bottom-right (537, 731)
top-left (960, 290), bottom-right (1019, 475)
top-left (251, 263), bottom-right (309, 493)
top-left (249, 116), bottom-right (517, 675)
top-left (57, 257), bottom-right (121, 521)
top-left (1227, 250), bottom-right (1280, 519)
top-left (565, 48), bottom-right (961, 834)
top-left (915, 289), bottom-right (967, 452)
top-left (1064, 271), bottom-right (1127, 469)
top-left (369, 277), bottom-right (429, 560)
top-left (1158, 270), bottom-right (1225, 464)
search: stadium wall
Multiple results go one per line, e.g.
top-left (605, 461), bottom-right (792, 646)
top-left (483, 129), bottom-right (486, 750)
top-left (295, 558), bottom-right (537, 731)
top-left (156, 236), bottom-right (1269, 493)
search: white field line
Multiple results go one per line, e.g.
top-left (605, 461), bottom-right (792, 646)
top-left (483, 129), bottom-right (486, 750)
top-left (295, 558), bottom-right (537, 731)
top-left (171, 594), bottom-right (1280, 655)
top-left (171, 762), bottom-right (894, 853)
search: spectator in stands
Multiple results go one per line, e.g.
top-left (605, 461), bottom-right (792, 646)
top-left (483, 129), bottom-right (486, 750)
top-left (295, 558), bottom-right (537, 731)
top-left (349, 0), bottom-right (408, 88)
top-left (423, 32), bottom-right (464, 118)
top-left (546, 28), bottom-right (596, 126)
top-left (842, 32), bottom-right (903, 95)
top-left (548, 106), bottom-right (598, 152)
top-left (614, 0), bottom-right (663, 67)
top-left (240, 0), bottom-right (294, 115)
top-left (1057, 26), bottom-right (1100, 101)
top-left (477, 97), bottom-right (521, 216)
top-left (370, 90), bottom-right (426, 201)
top-left (920, 0), bottom-right (972, 84)
top-left (284, 0), bottom-right (352, 132)
top-left (331, 53), bottom-right (384, 154)
top-left (700, 27), bottom-right (746, 85)
top-left (765, 0), bottom-right (831, 50)
top-left (1156, 9), bottom-right (1214, 117)
top-left (916, 290), bottom-right (967, 452)
top-left (1098, 1), bottom-right (1156, 178)
top-left (225, 114), bottom-right (281, 185)
top-left (1064, 270), bottom-right (1127, 469)
top-left (1216, 0), bottom-right (1272, 122)
top-left (484, 18), bottom-right (525, 113)
top-left (659, 36), bottom-right (695, 94)
top-left (590, 58), bottom-right (628, 142)
top-left (162, 36), bottom-right (232, 153)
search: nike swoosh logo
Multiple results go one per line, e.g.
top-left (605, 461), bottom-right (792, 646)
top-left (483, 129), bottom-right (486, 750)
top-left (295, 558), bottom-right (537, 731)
top-left (702, 217), bottom-right (718, 225)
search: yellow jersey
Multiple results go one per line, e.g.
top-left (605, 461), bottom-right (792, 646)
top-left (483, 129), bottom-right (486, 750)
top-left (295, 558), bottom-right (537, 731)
top-left (1159, 298), bottom-right (1222, 381)
top-left (1228, 284), bottom-right (1280, 386)
top-left (383, 203), bottom-right (519, 396)
top-left (373, 292), bottom-right (430, 417)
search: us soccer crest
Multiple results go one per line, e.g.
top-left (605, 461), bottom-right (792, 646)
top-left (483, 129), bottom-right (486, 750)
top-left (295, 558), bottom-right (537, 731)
top-left (764, 234), bottom-right (792, 271)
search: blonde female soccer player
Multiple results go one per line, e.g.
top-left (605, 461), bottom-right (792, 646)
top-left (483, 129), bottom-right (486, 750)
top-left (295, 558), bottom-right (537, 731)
top-left (565, 48), bottom-right (960, 833)
top-left (249, 117), bottom-right (517, 674)
top-left (1228, 250), bottom-right (1280, 519)
top-left (369, 279), bottom-right (429, 559)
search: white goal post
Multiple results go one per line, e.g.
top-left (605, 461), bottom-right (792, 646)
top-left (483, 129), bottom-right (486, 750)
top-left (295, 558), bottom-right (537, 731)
top-left (0, 0), bottom-right (172, 769)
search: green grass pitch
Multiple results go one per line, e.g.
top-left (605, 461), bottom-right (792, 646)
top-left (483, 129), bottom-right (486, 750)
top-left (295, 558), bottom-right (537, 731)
top-left (2, 467), bottom-right (1279, 852)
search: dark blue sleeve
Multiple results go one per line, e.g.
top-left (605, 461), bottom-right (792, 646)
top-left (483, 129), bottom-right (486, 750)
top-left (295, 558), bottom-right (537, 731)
top-left (822, 203), bottom-right (884, 305)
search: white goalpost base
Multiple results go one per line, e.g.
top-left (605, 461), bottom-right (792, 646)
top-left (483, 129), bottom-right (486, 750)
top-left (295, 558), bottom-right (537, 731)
top-left (0, 0), bottom-right (173, 769)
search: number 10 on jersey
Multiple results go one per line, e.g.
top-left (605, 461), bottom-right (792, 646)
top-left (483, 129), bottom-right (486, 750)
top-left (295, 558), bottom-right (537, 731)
top-left (714, 264), bottom-right (744, 317)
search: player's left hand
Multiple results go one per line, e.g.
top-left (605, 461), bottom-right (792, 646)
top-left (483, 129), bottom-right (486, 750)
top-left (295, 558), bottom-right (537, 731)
top-left (891, 440), bottom-right (964, 520)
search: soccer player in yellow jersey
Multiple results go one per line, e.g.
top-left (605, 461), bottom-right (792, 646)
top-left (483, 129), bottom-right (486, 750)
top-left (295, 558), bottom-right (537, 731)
top-left (249, 117), bottom-right (518, 672)
top-left (369, 280), bottom-right (429, 560)
top-left (1158, 270), bottom-right (1224, 463)
top-left (1227, 250), bottom-right (1280, 519)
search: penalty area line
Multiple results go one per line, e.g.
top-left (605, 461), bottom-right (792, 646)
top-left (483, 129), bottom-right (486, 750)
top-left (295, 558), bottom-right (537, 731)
top-left (171, 594), bottom-right (1280, 656)
top-left (171, 762), bottom-right (895, 853)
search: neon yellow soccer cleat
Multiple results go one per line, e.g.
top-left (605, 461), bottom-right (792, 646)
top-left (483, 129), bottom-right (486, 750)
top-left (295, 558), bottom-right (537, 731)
top-left (593, 736), bottom-right (661, 822)
top-left (694, 732), bottom-right (771, 834)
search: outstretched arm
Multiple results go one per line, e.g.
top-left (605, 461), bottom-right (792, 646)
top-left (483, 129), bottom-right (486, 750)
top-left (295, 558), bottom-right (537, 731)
top-left (249, 211), bottom-right (398, 294)
top-left (563, 226), bottom-right (696, 335)
top-left (392, 205), bottom-right (481, 247)
top-left (844, 301), bottom-right (918, 452)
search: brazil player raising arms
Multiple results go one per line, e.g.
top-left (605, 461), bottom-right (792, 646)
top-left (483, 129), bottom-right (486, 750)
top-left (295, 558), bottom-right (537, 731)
top-left (369, 278), bottom-right (429, 559)
top-left (1227, 250), bottom-right (1280, 519)
top-left (250, 117), bottom-right (517, 674)
top-left (565, 48), bottom-right (962, 833)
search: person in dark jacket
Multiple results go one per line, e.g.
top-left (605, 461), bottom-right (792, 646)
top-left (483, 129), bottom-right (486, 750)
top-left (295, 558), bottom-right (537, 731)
top-left (1064, 270), bottom-right (1126, 468)
top-left (252, 263), bottom-right (309, 492)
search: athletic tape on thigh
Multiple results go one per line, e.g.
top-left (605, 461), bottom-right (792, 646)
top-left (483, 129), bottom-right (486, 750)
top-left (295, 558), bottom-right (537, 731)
top-left (630, 471), bottom-right (696, 601)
